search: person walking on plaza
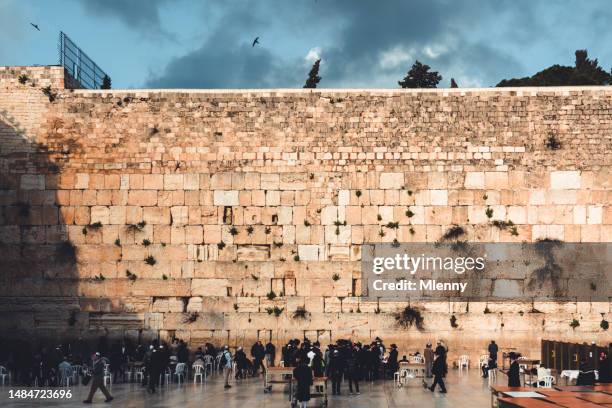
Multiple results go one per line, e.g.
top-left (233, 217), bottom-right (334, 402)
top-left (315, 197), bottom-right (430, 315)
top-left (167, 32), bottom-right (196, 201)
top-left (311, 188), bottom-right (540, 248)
top-left (83, 352), bottom-right (113, 404)
top-left (426, 350), bottom-right (447, 393)
top-left (424, 343), bottom-right (434, 378)
top-left (293, 357), bottom-right (313, 408)
top-left (222, 346), bottom-right (233, 389)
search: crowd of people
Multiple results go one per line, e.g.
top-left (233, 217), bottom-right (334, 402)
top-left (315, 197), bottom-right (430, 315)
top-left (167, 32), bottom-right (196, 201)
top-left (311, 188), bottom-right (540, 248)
top-left (0, 336), bottom-right (609, 405)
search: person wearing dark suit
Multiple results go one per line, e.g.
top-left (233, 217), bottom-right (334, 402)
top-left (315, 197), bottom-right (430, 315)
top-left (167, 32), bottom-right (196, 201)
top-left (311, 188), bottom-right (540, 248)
top-left (83, 352), bottom-right (113, 403)
top-left (293, 357), bottom-right (313, 408)
top-left (428, 350), bottom-right (448, 393)
top-left (508, 353), bottom-right (521, 387)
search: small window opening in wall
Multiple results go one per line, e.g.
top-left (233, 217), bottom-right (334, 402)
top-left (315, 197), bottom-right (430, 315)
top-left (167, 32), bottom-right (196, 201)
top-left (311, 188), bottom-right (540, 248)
top-left (223, 207), bottom-right (233, 224)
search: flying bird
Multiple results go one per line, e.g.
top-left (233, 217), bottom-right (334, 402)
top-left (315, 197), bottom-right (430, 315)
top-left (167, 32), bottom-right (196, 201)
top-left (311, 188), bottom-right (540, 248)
top-left (252, 37), bottom-right (259, 47)
top-left (30, 23), bottom-right (40, 31)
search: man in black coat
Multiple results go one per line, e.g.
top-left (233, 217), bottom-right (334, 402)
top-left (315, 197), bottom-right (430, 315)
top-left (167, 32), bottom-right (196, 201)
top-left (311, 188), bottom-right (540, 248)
top-left (327, 348), bottom-right (344, 395)
top-left (293, 357), bottom-right (313, 408)
top-left (251, 341), bottom-right (266, 377)
top-left (265, 342), bottom-right (276, 367)
top-left (488, 340), bottom-right (499, 363)
top-left (507, 352), bottom-right (521, 387)
top-left (427, 350), bottom-right (447, 393)
top-left (147, 347), bottom-right (163, 393)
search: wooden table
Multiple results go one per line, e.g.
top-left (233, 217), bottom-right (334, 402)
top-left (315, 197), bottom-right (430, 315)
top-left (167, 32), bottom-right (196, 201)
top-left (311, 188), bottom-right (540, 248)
top-left (497, 397), bottom-right (558, 408)
top-left (555, 385), bottom-right (598, 392)
top-left (263, 366), bottom-right (294, 398)
top-left (542, 396), bottom-right (605, 408)
top-left (490, 386), bottom-right (538, 408)
top-left (575, 392), bottom-right (612, 404)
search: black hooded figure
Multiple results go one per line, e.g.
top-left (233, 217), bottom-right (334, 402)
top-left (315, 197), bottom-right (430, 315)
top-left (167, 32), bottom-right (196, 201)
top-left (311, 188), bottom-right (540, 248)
top-left (293, 357), bottom-right (313, 408)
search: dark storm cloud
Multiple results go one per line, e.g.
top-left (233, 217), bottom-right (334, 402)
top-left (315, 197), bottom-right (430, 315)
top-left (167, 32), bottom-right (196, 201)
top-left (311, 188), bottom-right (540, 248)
top-left (144, 0), bottom-right (608, 88)
top-left (78, 0), bottom-right (169, 32)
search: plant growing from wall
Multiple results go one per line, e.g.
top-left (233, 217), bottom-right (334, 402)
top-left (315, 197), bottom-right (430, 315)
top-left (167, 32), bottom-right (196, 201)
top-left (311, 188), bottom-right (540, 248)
top-left (492, 220), bottom-right (514, 230)
top-left (41, 86), bottom-right (57, 102)
top-left (182, 312), bottom-right (199, 323)
top-left (355, 190), bottom-right (362, 197)
top-left (377, 214), bottom-right (383, 221)
top-left (570, 319), bottom-right (580, 329)
top-left (145, 255), bottom-right (156, 266)
top-left (233, 303), bottom-right (239, 311)
top-left (405, 209), bottom-right (414, 218)
top-left (265, 227), bottom-right (271, 235)
top-left (450, 314), bottom-right (459, 328)
top-left (406, 190), bottom-right (413, 196)
top-left (395, 306), bottom-right (425, 330)
top-left (162, 274), bottom-right (168, 280)
top-left (126, 270), bottom-right (137, 281)
top-left (293, 255), bottom-right (300, 261)
top-left (601, 319), bottom-right (609, 331)
top-left (18, 74), bottom-right (29, 84)
top-left (485, 207), bottom-right (494, 219)
top-left (88, 222), bottom-right (103, 230)
top-left (142, 239), bottom-right (151, 247)
top-left (266, 290), bottom-right (277, 300)
top-left (293, 306), bottom-right (308, 319)
top-left (392, 239), bottom-right (400, 248)
top-left (332, 273), bottom-right (340, 281)
top-left (545, 134), bottom-right (562, 150)
top-left (483, 306), bottom-right (491, 314)
top-left (378, 228), bottom-right (386, 237)
top-left (273, 241), bottom-right (283, 248)
top-left (441, 225), bottom-right (465, 241)
top-left (251, 274), bottom-right (259, 281)
top-left (217, 241), bottom-right (226, 250)
top-left (114, 238), bottom-right (121, 247)
top-left (247, 226), bottom-right (254, 235)
top-left (304, 219), bottom-right (311, 226)
top-left (409, 227), bottom-right (415, 235)
top-left (385, 221), bottom-right (399, 229)
top-left (93, 274), bottom-right (105, 282)
top-left (126, 221), bottom-right (146, 233)
top-left (229, 226), bottom-right (239, 236)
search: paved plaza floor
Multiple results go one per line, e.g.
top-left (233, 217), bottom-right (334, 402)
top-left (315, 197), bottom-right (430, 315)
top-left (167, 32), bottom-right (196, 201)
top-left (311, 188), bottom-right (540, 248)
top-left (0, 369), bottom-right (493, 408)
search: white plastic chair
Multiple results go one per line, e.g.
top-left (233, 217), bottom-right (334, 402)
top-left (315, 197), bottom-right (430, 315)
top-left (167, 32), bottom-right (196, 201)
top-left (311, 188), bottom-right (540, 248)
top-left (193, 364), bottom-right (204, 384)
top-left (478, 354), bottom-right (489, 370)
top-left (540, 375), bottom-right (554, 388)
top-left (102, 364), bottom-right (112, 386)
top-left (409, 355), bottom-right (424, 364)
top-left (134, 367), bottom-right (145, 383)
top-left (160, 367), bottom-right (171, 386)
top-left (215, 354), bottom-right (223, 372)
top-left (0, 366), bottom-right (10, 385)
top-left (458, 355), bottom-right (470, 372)
top-left (488, 368), bottom-right (498, 385)
top-left (174, 363), bottom-right (186, 384)
top-left (203, 355), bottom-right (214, 376)
top-left (59, 367), bottom-right (73, 387)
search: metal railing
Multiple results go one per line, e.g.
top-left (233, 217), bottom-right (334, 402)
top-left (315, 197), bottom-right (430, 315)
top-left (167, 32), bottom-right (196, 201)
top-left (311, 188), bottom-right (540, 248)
top-left (58, 31), bottom-right (110, 89)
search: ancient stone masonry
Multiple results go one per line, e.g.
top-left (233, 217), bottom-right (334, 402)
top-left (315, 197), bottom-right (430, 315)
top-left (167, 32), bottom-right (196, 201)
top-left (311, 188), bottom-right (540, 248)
top-left (0, 66), bottom-right (610, 363)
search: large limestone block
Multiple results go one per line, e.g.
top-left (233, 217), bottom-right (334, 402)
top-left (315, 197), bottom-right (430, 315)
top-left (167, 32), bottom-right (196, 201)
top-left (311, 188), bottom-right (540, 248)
top-left (191, 278), bottom-right (230, 296)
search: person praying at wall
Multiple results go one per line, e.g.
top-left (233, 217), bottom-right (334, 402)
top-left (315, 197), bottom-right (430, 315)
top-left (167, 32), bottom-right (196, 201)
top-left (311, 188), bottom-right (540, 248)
top-left (507, 352), bottom-right (521, 387)
top-left (293, 356), bottom-right (313, 408)
top-left (424, 343), bottom-right (434, 378)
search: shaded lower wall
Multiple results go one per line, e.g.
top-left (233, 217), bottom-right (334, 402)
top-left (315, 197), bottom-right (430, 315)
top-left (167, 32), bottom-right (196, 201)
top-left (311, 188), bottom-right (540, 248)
top-left (0, 66), bottom-right (610, 363)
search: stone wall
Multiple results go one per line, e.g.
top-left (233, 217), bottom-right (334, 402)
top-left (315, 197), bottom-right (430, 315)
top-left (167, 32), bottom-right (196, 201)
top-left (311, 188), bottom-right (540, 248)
top-left (0, 66), bottom-right (610, 363)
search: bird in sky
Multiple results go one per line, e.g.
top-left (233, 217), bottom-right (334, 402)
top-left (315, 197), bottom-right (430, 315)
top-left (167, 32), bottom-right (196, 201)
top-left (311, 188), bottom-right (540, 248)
top-left (252, 37), bottom-right (260, 47)
top-left (30, 23), bottom-right (40, 31)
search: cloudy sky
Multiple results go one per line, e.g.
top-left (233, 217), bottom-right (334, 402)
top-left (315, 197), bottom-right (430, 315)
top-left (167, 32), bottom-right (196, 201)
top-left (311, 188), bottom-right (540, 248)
top-left (1, 0), bottom-right (611, 89)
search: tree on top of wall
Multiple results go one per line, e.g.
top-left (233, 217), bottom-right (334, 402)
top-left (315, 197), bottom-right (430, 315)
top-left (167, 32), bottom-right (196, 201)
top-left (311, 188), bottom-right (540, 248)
top-left (497, 50), bottom-right (612, 87)
top-left (304, 59), bottom-right (322, 89)
top-left (398, 60), bottom-right (442, 88)
top-left (101, 75), bottom-right (112, 90)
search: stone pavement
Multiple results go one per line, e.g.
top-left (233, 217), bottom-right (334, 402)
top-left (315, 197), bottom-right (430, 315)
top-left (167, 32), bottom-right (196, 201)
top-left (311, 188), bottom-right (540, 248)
top-left (0, 369), bottom-right (492, 408)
